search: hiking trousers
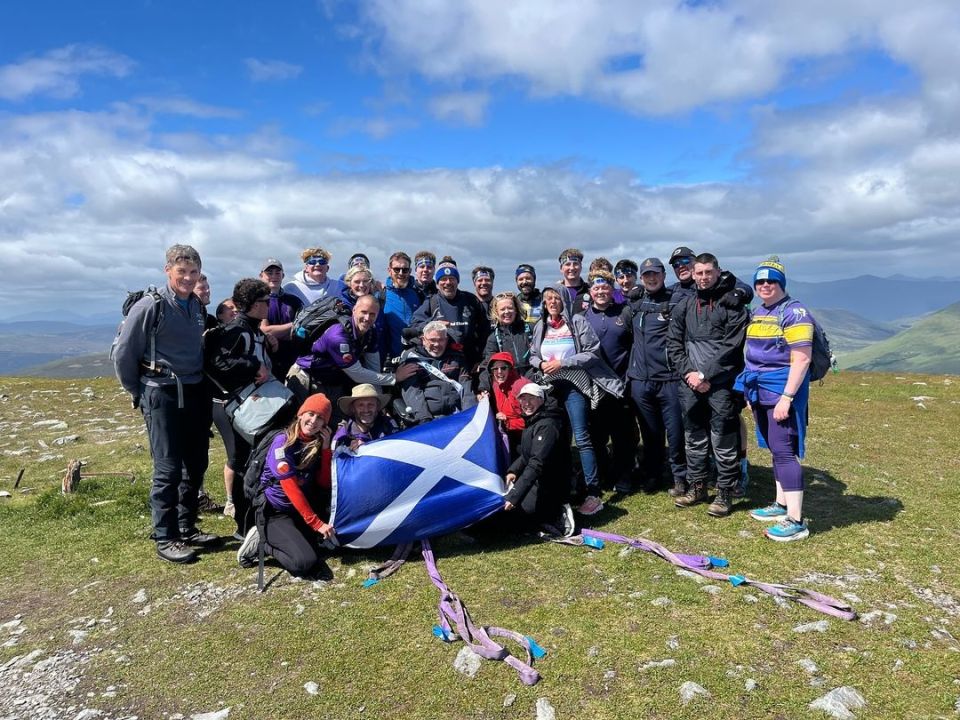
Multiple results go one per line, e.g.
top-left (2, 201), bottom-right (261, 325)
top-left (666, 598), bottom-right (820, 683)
top-left (140, 382), bottom-right (211, 541)
top-left (678, 383), bottom-right (740, 490)
top-left (629, 378), bottom-right (686, 485)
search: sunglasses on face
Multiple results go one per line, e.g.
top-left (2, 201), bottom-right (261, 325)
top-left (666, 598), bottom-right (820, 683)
top-left (306, 257), bottom-right (328, 266)
top-left (672, 258), bottom-right (692, 267)
top-left (391, 266), bottom-right (411, 274)
top-left (755, 278), bottom-right (779, 286)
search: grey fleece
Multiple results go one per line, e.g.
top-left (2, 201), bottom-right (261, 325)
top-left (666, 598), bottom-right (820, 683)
top-left (113, 283), bottom-right (206, 399)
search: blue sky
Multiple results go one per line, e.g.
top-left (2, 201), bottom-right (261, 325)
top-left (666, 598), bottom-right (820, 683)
top-left (2, 1), bottom-right (959, 317)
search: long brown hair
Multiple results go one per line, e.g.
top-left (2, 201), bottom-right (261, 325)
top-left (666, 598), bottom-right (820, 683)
top-left (281, 416), bottom-right (325, 470)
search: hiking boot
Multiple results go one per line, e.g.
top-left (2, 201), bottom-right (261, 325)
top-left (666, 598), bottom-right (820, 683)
top-left (196, 492), bottom-right (224, 514)
top-left (674, 482), bottom-right (707, 508)
top-left (179, 528), bottom-right (222, 548)
top-left (750, 502), bottom-right (788, 522)
top-left (237, 526), bottom-right (261, 567)
top-left (765, 517), bottom-right (810, 542)
top-left (577, 495), bottom-right (604, 516)
top-left (614, 478), bottom-right (633, 495)
top-left (668, 480), bottom-right (688, 498)
top-left (156, 540), bottom-right (197, 564)
top-left (707, 488), bottom-right (734, 517)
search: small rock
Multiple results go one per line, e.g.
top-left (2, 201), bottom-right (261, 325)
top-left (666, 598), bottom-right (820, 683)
top-left (295, 604), bottom-right (306, 616)
top-left (797, 658), bottom-right (818, 674)
top-left (701, 585), bottom-right (721, 595)
top-left (453, 646), bottom-right (483, 678)
top-left (191, 710), bottom-right (231, 720)
top-left (502, 693), bottom-right (516, 708)
top-left (587, 646), bottom-right (599, 657)
top-left (618, 546), bottom-right (636, 558)
top-left (666, 635), bottom-right (680, 650)
top-left (651, 596), bottom-right (673, 607)
top-left (53, 434), bottom-right (80, 445)
top-left (809, 686), bottom-right (867, 719)
top-left (738, 530), bottom-right (753, 539)
top-left (679, 681), bottom-right (711, 705)
top-left (603, 669), bottom-right (616, 681)
top-left (859, 610), bottom-right (897, 626)
top-left (640, 659), bottom-right (676, 671)
top-left (0, 491), bottom-right (11, 498)
top-left (304, 681), bottom-right (319, 695)
top-left (743, 594), bottom-right (759, 604)
top-left (892, 659), bottom-right (903, 671)
top-left (131, 589), bottom-right (148, 604)
top-left (74, 710), bottom-right (103, 719)
top-left (1, 618), bottom-right (23, 631)
top-left (745, 678), bottom-right (757, 691)
top-left (535, 697), bottom-right (556, 720)
top-left (794, 620), bottom-right (830, 633)
top-left (68, 629), bottom-right (88, 644)
top-left (676, 569), bottom-right (707, 584)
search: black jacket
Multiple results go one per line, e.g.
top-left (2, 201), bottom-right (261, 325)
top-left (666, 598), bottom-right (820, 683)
top-left (666, 274), bottom-right (749, 387)
top-left (478, 318), bottom-right (534, 390)
top-left (204, 313), bottom-right (268, 398)
top-left (399, 344), bottom-right (474, 423)
top-left (505, 400), bottom-right (570, 508)
top-left (410, 290), bottom-right (488, 368)
top-left (627, 285), bottom-right (681, 382)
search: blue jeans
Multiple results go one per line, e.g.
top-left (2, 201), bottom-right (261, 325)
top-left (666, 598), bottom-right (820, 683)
top-left (553, 380), bottom-right (599, 498)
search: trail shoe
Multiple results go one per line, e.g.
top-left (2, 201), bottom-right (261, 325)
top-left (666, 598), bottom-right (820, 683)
top-left (559, 504), bottom-right (576, 537)
top-left (196, 491), bottom-right (224, 514)
top-left (156, 540), bottom-right (197, 564)
top-left (237, 526), bottom-right (261, 568)
top-left (668, 479), bottom-right (688, 498)
top-left (765, 517), bottom-right (810, 542)
top-left (180, 528), bottom-right (222, 548)
top-left (750, 502), bottom-right (788, 522)
top-left (707, 488), bottom-right (734, 517)
top-left (674, 481), bottom-right (707, 508)
top-left (577, 495), bottom-right (604, 516)
top-left (614, 478), bottom-right (633, 494)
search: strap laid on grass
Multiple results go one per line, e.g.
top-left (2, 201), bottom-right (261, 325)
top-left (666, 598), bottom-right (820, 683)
top-left (422, 539), bottom-right (542, 685)
top-left (580, 529), bottom-right (858, 621)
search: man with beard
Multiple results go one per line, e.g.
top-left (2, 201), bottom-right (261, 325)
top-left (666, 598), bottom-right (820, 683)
top-left (471, 265), bottom-right (496, 318)
top-left (378, 251), bottom-right (425, 363)
top-left (399, 321), bottom-right (475, 423)
top-left (514, 263), bottom-right (542, 323)
top-left (667, 253), bottom-right (749, 518)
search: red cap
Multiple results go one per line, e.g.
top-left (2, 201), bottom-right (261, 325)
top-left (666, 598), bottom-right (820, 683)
top-left (487, 352), bottom-right (515, 368)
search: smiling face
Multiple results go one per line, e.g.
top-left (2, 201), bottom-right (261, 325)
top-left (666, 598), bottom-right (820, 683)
top-left (193, 278), bottom-right (211, 307)
top-left (388, 260), bottom-right (411, 289)
top-left (352, 296), bottom-right (379, 334)
top-left (298, 410), bottom-right (326, 437)
top-left (473, 275), bottom-right (493, 300)
top-left (437, 274), bottom-right (458, 299)
top-left (304, 256), bottom-right (329, 283)
top-left (349, 271), bottom-right (372, 298)
top-left (165, 261), bottom-right (201, 300)
top-left (516, 272), bottom-right (536, 294)
top-left (589, 280), bottom-right (612, 308)
top-left (415, 259), bottom-right (435, 284)
top-left (543, 290), bottom-right (564, 319)
top-left (260, 266), bottom-right (283, 292)
top-left (495, 297), bottom-right (517, 325)
top-left (755, 278), bottom-right (785, 306)
top-left (422, 329), bottom-right (448, 358)
top-left (693, 262), bottom-right (720, 290)
top-left (672, 256), bottom-right (693, 282)
top-left (616, 270), bottom-right (637, 292)
top-left (517, 393), bottom-right (543, 416)
top-left (352, 397), bottom-right (379, 424)
top-left (561, 259), bottom-right (582, 285)
top-left (216, 299), bottom-right (237, 324)
top-left (641, 270), bottom-right (664, 293)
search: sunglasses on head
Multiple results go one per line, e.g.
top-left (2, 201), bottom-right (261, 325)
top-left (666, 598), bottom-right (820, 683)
top-left (495, 291), bottom-right (516, 299)
top-left (671, 257), bottom-right (692, 267)
top-left (306, 257), bottom-right (328, 266)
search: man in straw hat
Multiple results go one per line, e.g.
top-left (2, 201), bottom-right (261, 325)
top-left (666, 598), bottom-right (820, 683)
top-left (333, 383), bottom-right (398, 452)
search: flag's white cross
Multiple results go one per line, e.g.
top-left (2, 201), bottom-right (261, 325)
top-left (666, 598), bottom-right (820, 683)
top-left (347, 402), bottom-right (503, 548)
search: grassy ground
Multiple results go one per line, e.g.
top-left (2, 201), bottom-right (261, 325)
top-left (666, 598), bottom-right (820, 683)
top-left (1, 372), bottom-right (958, 719)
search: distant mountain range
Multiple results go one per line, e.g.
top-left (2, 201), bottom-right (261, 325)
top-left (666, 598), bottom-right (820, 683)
top-left (0, 321), bottom-right (117, 375)
top-left (839, 301), bottom-right (960, 374)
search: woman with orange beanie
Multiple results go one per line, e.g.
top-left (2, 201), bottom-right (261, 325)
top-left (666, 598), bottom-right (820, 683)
top-left (237, 393), bottom-right (336, 577)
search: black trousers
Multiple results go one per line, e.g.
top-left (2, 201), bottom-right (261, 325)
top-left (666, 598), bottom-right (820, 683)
top-left (263, 505), bottom-right (325, 577)
top-left (140, 383), bottom-right (211, 541)
top-left (629, 379), bottom-right (687, 484)
top-left (678, 384), bottom-right (740, 490)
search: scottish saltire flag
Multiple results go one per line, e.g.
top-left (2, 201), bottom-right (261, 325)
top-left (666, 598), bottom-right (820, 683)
top-left (330, 401), bottom-right (506, 549)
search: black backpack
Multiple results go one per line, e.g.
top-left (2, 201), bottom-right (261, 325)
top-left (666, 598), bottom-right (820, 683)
top-left (243, 431), bottom-right (282, 503)
top-left (290, 296), bottom-right (352, 352)
top-left (777, 299), bottom-right (837, 382)
top-left (108, 286), bottom-right (165, 370)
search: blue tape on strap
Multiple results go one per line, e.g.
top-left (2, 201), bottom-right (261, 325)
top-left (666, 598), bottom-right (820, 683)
top-left (729, 574), bottom-right (746, 587)
top-left (582, 535), bottom-right (605, 549)
top-left (525, 636), bottom-right (547, 659)
top-left (708, 556), bottom-right (729, 568)
top-left (433, 625), bottom-right (452, 642)
top-left (362, 578), bottom-right (380, 588)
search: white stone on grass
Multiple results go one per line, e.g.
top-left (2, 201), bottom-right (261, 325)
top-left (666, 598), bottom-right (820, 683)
top-left (502, 693), bottom-right (516, 708)
top-left (304, 681), bottom-right (319, 695)
top-left (640, 659), bottom-right (676, 671)
top-left (651, 596), bottom-right (673, 607)
top-left (679, 681), bottom-right (710, 705)
top-left (191, 710), bottom-right (231, 720)
top-left (745, 678), bottom-right (757, 691)
top-left (797, 658), bottom-right (818, 674)
top-left (453, 646), bottom-right (483, 678)
top-left (131, 589), bottom-right (147, 604)
top-left (794, 620), bottom-right (830, 633)
top-left (809, 687), bottom-right (867, 719)
top-left (535, 697), bottom-right (556, 720)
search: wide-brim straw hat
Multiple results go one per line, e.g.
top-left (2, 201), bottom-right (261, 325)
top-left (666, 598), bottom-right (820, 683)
top-left (337, 383), bottom-right (391, 416)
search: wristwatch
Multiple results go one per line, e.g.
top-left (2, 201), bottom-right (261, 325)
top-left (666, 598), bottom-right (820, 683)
top-left (697, 372), bottom-right (705, 382)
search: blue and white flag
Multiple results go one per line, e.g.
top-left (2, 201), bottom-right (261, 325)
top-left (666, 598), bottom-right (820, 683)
top-left (330, 401), bottom-right (506, 549)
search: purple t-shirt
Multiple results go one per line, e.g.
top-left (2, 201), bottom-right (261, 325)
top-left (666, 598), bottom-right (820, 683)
top-left (745, 298), bottom-right (814, 404)
top-left (295, 320), bottom-right (379, 373)
top-left (262, 432), bottom-right (309, 512)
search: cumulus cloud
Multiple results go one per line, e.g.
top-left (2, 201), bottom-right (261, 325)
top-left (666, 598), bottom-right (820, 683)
top-left (134, 96), bottom-right (242, 119)
top-left (244, 58), bottom-right (304, 82)
top-left (0, 45), bottom-right (134, 102)
top-left (429, 91), bottom-right (490, 126)
top-left (359, 0), bottom-right (960, 115)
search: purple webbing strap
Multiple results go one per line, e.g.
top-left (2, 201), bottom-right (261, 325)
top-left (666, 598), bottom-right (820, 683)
top-left (422, 540), bottom-right (541, 685)
top-left (581, 529), bottom-right (857, 621)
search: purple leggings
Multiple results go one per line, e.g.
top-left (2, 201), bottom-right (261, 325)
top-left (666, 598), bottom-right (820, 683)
top-left (753, 404), bottom-right (803, 491)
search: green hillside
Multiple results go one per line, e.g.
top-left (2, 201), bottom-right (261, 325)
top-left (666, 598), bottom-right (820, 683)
top-left (812, 307), bottom-right (897, 353)
top-left (840, 301), bottom-right (960, 373)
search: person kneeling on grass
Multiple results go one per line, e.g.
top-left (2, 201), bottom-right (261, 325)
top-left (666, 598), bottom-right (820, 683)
top-left (237, 394), bottom-right (336, 577)
top-left (734, 257), bottom-right (812, 542)
top-left (503, 383), bottom-right (576, 538)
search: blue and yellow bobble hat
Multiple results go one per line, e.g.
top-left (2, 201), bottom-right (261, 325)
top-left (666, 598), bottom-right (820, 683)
top-left (753, 256), bottom-right (786, 289)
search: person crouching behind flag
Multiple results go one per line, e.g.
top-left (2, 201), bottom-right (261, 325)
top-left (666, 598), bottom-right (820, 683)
top-left (237, 393), bottom-right (336, 578)
top-left (333, 383), bottom-right (398, 453)
top-left (478, 352), bottom-right (527, 458)
top-left (503, 383), bottom-right (576, 538)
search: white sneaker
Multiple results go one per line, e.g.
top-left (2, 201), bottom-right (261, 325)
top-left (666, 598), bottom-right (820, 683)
top-left (237, 526), bottom-right (260, 567)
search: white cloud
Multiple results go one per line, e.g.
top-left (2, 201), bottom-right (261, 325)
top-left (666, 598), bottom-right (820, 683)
top-left (0, 45), bottom-right (134, 102)
top-left (429, 91), bottom-right (490, 126)
top-left (134, 96), bottom-right (242, 119)
top-left (244, 58), bottom-right (304, 83)
top-left (328, 115), bottom-right (418, 139)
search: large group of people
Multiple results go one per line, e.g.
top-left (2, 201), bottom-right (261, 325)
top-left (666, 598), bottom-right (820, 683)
top-left (113, 242), bottom-right (818, 576)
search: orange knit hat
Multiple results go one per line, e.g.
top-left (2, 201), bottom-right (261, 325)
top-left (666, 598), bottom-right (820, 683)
top-left (297, 393), bottom-right (332, 423)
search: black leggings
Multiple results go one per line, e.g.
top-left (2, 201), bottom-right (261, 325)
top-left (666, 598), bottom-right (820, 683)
top-left (262, 506), bottom-right (325, 577)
